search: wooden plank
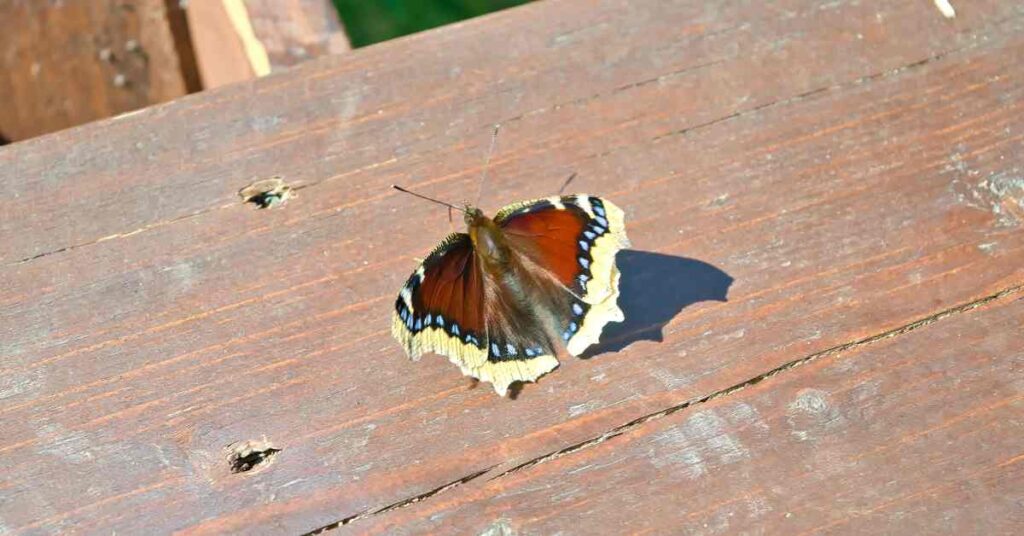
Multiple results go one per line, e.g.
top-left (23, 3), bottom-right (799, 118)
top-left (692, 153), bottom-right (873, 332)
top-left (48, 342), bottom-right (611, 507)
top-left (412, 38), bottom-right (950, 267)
top-left (0, 0), bottom-right (191, 141)
top-left (1, 0), bottom-right (1023, 534)
top-left (185, 0), bottom-right (348, 89)
top-left (242, 0), bottom-right (350, 67)
top-left (185, 0), bottom-right (267, 88)
top-left (4, 0), bottom-right (1017, 265)
top-left (355, 294), bottom-right (1024, 535)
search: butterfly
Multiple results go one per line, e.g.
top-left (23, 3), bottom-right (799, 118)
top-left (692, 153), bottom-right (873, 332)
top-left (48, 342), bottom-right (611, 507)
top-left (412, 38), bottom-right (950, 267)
top-left (391, 191), bottom-right (630, 396)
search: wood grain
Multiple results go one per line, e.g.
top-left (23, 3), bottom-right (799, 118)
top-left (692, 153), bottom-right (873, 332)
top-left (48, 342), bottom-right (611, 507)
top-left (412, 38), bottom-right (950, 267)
top-left (186, 0), bottom-right (348, 88)
top-left (0, 0), bottom-right (190, 141)
top-left (243, 0), bottom-right (350, 68)
top-left (186, 0), bottom-right (265, 87)
top-left (1, 0), bottom-right (1022, 534)
top-left (355, 294), bottom-right (1024, 535)
top-left (6, 0), bottom-right (1019, 265)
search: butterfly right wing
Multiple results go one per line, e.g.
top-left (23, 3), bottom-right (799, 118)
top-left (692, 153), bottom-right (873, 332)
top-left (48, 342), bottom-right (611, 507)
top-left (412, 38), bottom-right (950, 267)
top-left (392, 233), bottom-right (488, 374)
top-left (496, 195), bottom-right (630, 356)
top-left (475, 268), bottom-right (561, 397)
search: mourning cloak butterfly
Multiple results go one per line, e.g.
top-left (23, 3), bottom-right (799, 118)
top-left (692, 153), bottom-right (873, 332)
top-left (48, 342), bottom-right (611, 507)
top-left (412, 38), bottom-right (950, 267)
top-left (391, 190), bottom-right (630, 396)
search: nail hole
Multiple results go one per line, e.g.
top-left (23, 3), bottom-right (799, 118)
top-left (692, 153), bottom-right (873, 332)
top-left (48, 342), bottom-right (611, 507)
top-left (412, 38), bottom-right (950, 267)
top-left (239, 177), bottom-right (293, 209)
top-left (227, 439), bottom-right (281, 474)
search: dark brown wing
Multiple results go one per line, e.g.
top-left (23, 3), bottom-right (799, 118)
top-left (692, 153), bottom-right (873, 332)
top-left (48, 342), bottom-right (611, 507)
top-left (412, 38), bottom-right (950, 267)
top-left (476, 259), bottom-right (562, 396)
top-left (392, 233), bottom-right (488, 372)
top-left (496, 194), bottom-right (630, 356)
top-left (392, 233), bottom-right (559, 396)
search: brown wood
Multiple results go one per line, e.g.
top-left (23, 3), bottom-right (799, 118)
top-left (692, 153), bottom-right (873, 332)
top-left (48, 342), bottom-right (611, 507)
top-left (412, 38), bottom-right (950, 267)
top-left (185, 0), bottom-right (262, 88)
top-left (186, 0), bottom-right (348, 89)
top-left (1, 0), bottom-right (1022, 534)
top-left (243, 0), bottom-right (350, 68)
top-left (0, 0), bottom-right (191, 141)
top-left (356, 295), bottom-right (1024, 535)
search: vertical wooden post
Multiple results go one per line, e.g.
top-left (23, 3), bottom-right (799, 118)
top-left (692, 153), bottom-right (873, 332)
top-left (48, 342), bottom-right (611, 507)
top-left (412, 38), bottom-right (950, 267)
top-left (185, 0), bottom-right (349, 89)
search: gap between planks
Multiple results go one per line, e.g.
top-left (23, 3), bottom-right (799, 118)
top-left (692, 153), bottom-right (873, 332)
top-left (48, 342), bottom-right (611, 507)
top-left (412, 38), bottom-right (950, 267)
top-left (7, 10), bottom-right (1019, 268)
top-left (300, 281), bottom-right (1024, 533)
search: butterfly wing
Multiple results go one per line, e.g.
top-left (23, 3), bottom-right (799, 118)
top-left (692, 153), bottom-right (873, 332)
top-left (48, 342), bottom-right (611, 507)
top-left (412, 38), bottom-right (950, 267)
top-left (392, 233), bottom-right (488, 373)
top-left (476, 264), bottom-right (561, 396)
top-left (496, 194), bottom-right (630, 356)
top-left (392, 233), bottom-right (559, 396)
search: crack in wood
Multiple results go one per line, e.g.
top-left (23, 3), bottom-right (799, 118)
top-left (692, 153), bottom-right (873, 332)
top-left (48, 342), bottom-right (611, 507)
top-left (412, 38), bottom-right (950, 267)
top-left (648, 7), bottom-right (1024, 145)
top-left (485, 283), bottom-right (1023, 481)
top-left (10, 11), bottom-right (1020, 268)
top-left (302, 465), bottom-right (498, 535)
top-left (650, 41), bottom-right (976, 144)
top-left (6, 181), bottom-right (316, 266)
top-left (6, 204), bottom-right (233, 266)
top-left (498, 57), bottom-right (730, 126)
top-left (301, 283), bottom-right (1020, 533)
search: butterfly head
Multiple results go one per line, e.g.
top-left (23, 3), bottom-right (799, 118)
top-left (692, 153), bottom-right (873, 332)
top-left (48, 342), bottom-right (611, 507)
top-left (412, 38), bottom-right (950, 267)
top-left (465, 206), bottom-right (509, 267)
top-left (463, 205), bottom-right (484, 226)
top-left (390, 186), bottom-right (507, 265)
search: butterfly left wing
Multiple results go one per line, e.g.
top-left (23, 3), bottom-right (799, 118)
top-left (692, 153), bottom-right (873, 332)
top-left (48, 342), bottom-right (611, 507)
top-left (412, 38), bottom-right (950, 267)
top-left (392, 232), bottom-right (559, 395)
top-left (496, 194), bottom-right (630, 356)
top-left (392, 233), bottom-right (489, 375)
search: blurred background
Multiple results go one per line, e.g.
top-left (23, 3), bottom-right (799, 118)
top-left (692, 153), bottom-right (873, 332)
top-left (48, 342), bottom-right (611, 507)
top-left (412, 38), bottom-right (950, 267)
top-left (333, 0), bottom-right (529, 47)
top-left (0, 0), bottom-right (530, 145)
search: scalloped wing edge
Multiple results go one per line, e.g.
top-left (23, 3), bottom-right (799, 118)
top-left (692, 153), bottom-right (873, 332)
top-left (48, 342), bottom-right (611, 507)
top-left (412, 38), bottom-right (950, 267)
top-left (566, 196), bottom-right (629, 355)
top-left (392, 315), bottom-right (559, 396)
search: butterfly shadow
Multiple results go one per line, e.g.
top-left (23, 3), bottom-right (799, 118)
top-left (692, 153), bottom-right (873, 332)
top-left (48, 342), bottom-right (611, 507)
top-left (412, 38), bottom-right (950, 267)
top-left (503, 250), bottom-right (733, 399)
top-left (580, 249), bottom-right (733, 359)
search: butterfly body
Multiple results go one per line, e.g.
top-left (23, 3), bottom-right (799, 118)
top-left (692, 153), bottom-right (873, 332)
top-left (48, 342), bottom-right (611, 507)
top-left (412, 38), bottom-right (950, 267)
top-left (466, 208), bottom-right (511, 269)
top-left (393, 194), bottom-right (629, 396)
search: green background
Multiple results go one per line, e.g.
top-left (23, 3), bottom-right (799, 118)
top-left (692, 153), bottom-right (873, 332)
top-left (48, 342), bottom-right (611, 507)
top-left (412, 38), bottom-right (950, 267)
top-left (332, 0), bottom-right (531, 47)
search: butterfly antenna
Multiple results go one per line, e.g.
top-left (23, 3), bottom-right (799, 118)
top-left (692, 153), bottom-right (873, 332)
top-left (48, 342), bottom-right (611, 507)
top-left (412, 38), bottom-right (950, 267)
top-left (392, 185), bottom-right (467, 214)
top-left (475, 123), bottom-right (501, 206)
top-left (557, 172), bottom-right (578, 195)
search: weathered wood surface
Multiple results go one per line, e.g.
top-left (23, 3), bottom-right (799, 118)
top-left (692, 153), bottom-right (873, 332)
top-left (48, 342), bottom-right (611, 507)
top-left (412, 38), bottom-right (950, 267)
top-left (1, 0), bottom-right (1023, 534)
top-left (0, 0), bottom-right (192, 141)
top-left (242, 0), bottom-right (350, 68)
top-left (358, 295), bottom-right (1024, 535)
top-left (185, 0), bottom-right (265, 88)
top-left (186, 0), bottom-right (348, 89)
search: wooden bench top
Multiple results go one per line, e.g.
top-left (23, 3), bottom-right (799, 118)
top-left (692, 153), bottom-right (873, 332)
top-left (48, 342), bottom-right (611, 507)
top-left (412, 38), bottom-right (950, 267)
top-left (1, 0), bottom-right (1022, 533)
